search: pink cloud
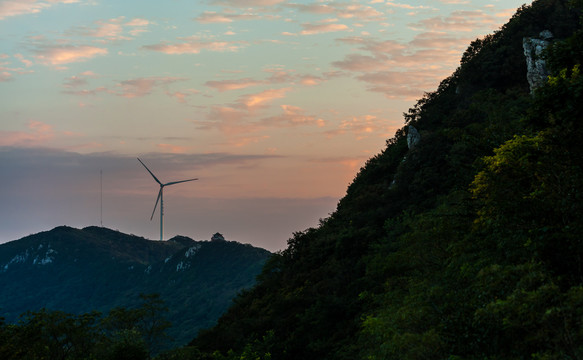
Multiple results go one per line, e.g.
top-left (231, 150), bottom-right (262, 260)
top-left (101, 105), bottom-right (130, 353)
top-left (205, 78), bottom-right (262, 92)
top-left (287, 2), bottom-right (383, 21)
top-left (299, 75), bottom-right (322, 86)
top-left (14, 53), bottom-right (33, 67)
top-left (411, 10), bottom-right (496, 32)
top-left (210, 0), bottom-right (285, 7)
top-left (194, 11), bottom-right (260, 24)
top-left (332, 29), bottom-right (480, 99)
top-left (86, 18), bottom-right (126, 39)
top-left (61, 71), bottom-right (107, 96)
top-left (355, 67), bottom-right (448, 99)
top-left (264, 68), bottom-right (294, 84)
top-left (143, 36), bottom-right (246, 54)
top-left (325, 115), bottom-right (396, 139)
top-left (126, 18), bottom-right (150, 35)
top-left (0, 59), bottom-right (34, 81)
top-left (165, 89), bottom-right (199, 103)
top-left (115, 76), bottom-right (186, 98)
top-left (0, 121), bottom-right (55, 147)
top-left (336, 4), bottom-right (383, 20)
top-left (195, 88), bottom-right (327, 139)
top-left (126, 18), bottom-right (149, 26)
top-left (0, 0), bottom-right (79, 20)
top-left (261, 105), bottom-right (324, 127)
top-left (300, 22), bottom-right (350, 35)
top-left (33, 44), bottom-right (107, 66)
top-left (239, 87), bottom-right (290, 109)
top-left (285, 3), bottom-right (336, 15)
top-left (386, 1), bottom-right (434, 10)
top-left (196, 106), bottom-right (258, 135)
top-left (0, 71), bottom-right (12, 82)
top-left (332, 53), bottom-right (387, 72)
top-left (66, 16), bottom-right (151, 41)
top-left (63, 75), bottom-right (87, 88)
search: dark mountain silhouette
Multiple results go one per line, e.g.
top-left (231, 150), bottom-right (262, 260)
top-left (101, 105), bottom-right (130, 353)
top-left (183, 0), bottom-right (583, 359)
top-left (0, 226), bottom-right (271, 347)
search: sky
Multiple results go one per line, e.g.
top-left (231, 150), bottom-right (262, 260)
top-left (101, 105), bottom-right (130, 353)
top-left (0, 0), bottom-right (530, 252)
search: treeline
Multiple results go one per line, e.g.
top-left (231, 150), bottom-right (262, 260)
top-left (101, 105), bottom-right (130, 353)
top-left (184, 0), bottom-right (583, 359)
top-left (0, 294), bottom-right (171, 360)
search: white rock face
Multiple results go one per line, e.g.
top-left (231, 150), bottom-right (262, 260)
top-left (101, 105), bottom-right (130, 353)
top-left (523, 30), bottom-right (553, 93)
top-left (407, 125), bottom-right (421, 149)
top-left (185, 244), bottom-right (201, 258)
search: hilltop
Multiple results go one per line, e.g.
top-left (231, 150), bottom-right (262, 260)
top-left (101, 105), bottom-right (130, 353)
top-left (0, 226), bottom-right (271, 348)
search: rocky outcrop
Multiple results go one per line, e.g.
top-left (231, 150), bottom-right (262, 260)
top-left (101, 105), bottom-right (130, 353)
top-left (407, 125), bottom-right (420, 149)
top-left (523, 30), bottom-right (553, 93)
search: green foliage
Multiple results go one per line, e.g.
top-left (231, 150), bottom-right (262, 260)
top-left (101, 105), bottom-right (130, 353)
top-left (6, 0), bottom-right (582, 359)
top-left (0, 227), bottom-right (270, 348)
top-left (186, 1), bottom-right (583, 359)
top-left (0, 294), bottom-right (171, 360)
top-left (102, 293), bottom-right (171, 357)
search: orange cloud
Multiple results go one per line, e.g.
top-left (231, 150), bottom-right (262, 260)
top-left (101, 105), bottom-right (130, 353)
top-left (0, 0), bottom-right (79, 20)
top-left (116, 76), bottom-right (186, 98)
top-left (386, 2), bottom-right (435, 10)
top-left (239, 87), bottom-right (290, 109)
top-left (300, 22), bottom-right (350, 35)
top-left (0, 58), bottom-right (34, 81)
top-left (33, 45), bottom-right (107, 65)
top-left (326, 115), bottom-right (396, 139)
top-left (194, 11), bottom-right (260, 23)
top-left (126, 18), bottom-right (150, 35)
top-left (286, 2), bottom-right (383, 21)
top-left (411, 10), bottom-right (496, 32)
top-left (166, 89), bottom-right (200, 103)
top-left (332, 30), bottom-right (477, 99)
top-left (261, 105), bottom-right (323, 127)
top-left (143, 37), bottom-right (246, 54)
top-left (195, 92), bottom-right (323, 139)
top-left (0, 120), bottom-right (55, 147)
top-left (210, 0), bottom-right (285, 7)
top-left (299, 75), bottom-right (321, 86)
top-left (205, 78), bottom-right (262, 92)
top-left (0, 71), bottom-right (12, 82)
top-left (195, 106), bottom-right (258, 135)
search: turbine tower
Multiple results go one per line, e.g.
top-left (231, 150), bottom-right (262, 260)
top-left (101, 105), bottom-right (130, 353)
top-left (137, 158), bottom-right (198, 241)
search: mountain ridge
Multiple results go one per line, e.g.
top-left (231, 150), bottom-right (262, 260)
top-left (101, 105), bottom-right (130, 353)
top-left (0, 225), bottom-right (271, 348)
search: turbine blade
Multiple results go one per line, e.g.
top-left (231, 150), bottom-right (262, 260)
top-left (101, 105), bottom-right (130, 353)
top-left (150, 188), bottom-right (162, 221)
top-left (137, 158), bottom-right (163, 185)
top-left (164, 178), bottom-right (198, 186)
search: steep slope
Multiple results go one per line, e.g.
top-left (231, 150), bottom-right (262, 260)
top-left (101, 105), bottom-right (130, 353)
top-left (187, 0), bottom-right (583, 359)
top-left (0, 226), bottom-right (271, 347)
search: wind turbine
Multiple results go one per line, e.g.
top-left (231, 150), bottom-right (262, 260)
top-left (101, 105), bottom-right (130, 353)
top-left (137, 158), bottom-right (198, 241)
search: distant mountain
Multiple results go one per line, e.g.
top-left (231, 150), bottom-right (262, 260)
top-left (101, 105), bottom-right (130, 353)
top-left (0, 226), bottom-right (271, 348)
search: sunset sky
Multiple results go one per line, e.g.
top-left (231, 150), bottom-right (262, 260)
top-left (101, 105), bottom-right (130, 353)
top-left (1, 0), bottom-right (529, 251)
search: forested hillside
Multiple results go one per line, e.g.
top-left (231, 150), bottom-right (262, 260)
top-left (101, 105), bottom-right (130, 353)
top-left (0, 226), bottom-right (270, 352)
top-left (183, 0), bottom-right (583, 359)
top-left (1, 0), bottom-right (582, 359)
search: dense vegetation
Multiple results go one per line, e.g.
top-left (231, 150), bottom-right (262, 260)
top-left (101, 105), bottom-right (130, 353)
top-left (184, 0), bottom-right (583, 359)
top-left (2, 0), bottom-right (582, 358)
top-left (0, 226), bottom-right (270, 349)
top-left (0, 293), bottom-right (172, 359)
